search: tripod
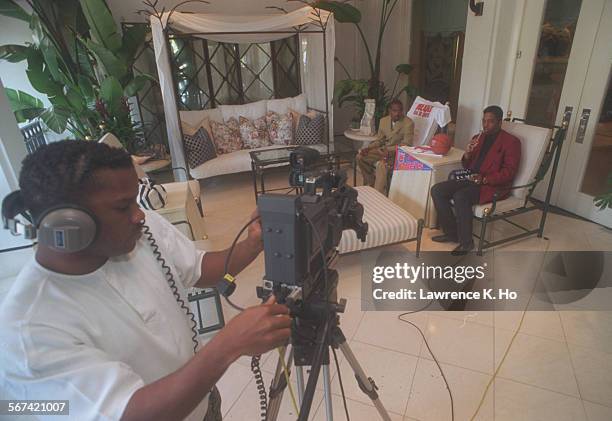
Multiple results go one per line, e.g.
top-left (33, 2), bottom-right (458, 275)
top-left (264, 297), bottom-right (392, 421)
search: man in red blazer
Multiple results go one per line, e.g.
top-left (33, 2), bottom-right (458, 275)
top-left (430, 106), bottom-right (521, 255)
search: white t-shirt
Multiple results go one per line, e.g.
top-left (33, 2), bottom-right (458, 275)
top-left (0, 211), bottom-right (208, 421)
top-left (407, 96), bottom-right (452, 145)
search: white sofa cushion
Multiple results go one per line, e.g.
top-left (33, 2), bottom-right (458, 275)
top-left (220, 100), bottom-right (268, 122)
top-left (339, 186), bottom-right (419, 254)
top-left (472, 197), bottom-right (525, 218)
top-left (267, 94), bottom-right (307, 115)
top-left (180, 109), bottom-right (223, 126)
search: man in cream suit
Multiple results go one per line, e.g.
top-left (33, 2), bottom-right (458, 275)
top-left (356, 99), bottom-right (414, 193)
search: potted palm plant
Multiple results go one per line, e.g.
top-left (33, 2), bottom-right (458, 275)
top-left (0, 0), bottom-right (155, 153)
top-left (316, 0), bottom-right (417, 125)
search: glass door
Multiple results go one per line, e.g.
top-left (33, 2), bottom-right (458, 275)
top-left (557, 0), bottom-right (612, 227)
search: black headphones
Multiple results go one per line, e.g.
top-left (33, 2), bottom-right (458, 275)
top-left (2, 191), bottom-right (98, 253)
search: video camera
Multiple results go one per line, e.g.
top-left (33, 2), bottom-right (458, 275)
top-left (257, 147), bottom-right (368, 302)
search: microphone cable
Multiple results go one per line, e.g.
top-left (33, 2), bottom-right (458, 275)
top-left (142, 224), bottom-right (199, 354)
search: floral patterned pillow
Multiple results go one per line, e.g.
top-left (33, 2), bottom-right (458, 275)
top-left (238, 116), bottom-right (271, 149)
top-left (210, 117), bottom-right (243, 154)
top-left (265, 111), bottom-right (294, 145)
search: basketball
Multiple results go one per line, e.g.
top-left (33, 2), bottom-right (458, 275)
top-left (430, 133), bottom-right (451, 155)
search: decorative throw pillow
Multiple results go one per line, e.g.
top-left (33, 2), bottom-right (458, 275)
top-left (138, 177), bottom-right (167, 210)
top-left (183, 127), bottom-right (217, 168)
top-left (265, 111), bottom-right (294, 145)
top-left (238, 116), bottom-right (271, 149)
top-left (295, 113), bottom-right (325, 145)
top-left (182, 117), bottom-right (214, 141)
top-left (210, 118), bottom-right (243, 154)
top-left (288, 108), bottom-right (319, 134)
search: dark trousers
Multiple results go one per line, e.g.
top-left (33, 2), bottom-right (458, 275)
top-left (431, 180), bottom-right (480, 247)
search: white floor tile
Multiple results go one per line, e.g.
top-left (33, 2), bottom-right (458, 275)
top-left (420, 314), bottom-right (514, 374)
top-left (497, 333), bottom-right (580, 397)
top-left (404, 358), bottom-right (491, 421)
top-left (477, 378), bottom-right (587, 421)
top-left (560, 311), bottom-right (612, 355)
top-left (583, 400), bottom-right (612, 421)
top-left (568, 342), bottom-right (612, 408)
top-left (216, 362), bottom-right (255, 417)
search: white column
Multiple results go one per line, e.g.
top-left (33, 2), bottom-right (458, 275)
top-left (0, 77), bottom-right (30, 250)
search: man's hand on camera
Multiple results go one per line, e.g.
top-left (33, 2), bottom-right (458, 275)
top-left (222, 296), bottom-right (291, 358)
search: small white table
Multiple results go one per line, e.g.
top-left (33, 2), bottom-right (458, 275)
top-left (156, 182), bottom-right (207, 241)
top-left (388, 146), bottom-right (465, 228)
top-left (344, 128), bottom-right (380, 148)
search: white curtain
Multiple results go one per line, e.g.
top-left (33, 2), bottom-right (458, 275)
top-left (151, 7), bottom-right (335, 180)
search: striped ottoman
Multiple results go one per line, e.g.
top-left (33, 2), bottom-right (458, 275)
top-left (338, 186), bottom-right (424, 255)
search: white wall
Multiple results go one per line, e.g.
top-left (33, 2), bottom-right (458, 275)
top-left (454, 0), bottom-right (524, 148)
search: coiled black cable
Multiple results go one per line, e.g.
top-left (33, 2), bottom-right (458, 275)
top-left (251, 355), bottom-right (268, 420)
top-left (142, 224), bottom-right (200, 354)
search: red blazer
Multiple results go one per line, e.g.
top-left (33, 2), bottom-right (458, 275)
top-left (462, 129), bottom-right (521, 204)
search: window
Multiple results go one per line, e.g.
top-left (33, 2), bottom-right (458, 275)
top-left (168, 34), bottom-right (301, 110)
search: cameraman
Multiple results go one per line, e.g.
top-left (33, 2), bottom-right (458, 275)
top-left (0, 141), bottom-right (291, 420)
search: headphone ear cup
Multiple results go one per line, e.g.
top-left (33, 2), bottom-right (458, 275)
top-left (37, 207), bottom-right (98, 253)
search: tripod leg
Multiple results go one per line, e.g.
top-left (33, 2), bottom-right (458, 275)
top-left (322, 364), bottom-right (334, 421)
top-left (296, 366), bottom-right (305, 406)
top-left (266, 347), bottom-right (293, 421)
top-left (338, 341), bottom-right (392, 421)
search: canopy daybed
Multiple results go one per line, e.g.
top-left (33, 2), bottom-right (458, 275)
top-left (150, 6), bottom-right (335, 181)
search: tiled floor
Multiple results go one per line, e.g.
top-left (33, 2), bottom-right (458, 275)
top-left (193, 169), bottom-right (612, 421)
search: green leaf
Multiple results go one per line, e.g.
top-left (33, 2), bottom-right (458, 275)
top-left (119, 24), bottom-right (148, 63)
top-left (65, 86), bottom-right (85, 112)
top-left (123, 75), bottom-right (150, 97)
top-left (100, 76), bottom-right (123, 113)
top-left (4, 88), bottom-right (46, 122)
top-left (85, 39), bottom-right (128, 80)
top-left (78, 75), bottom-right (96, 99)
top-left (316, 1), bottom-right (361, 24)
top-left (28, 14), bottom-right (45, 47)
top-left (25, 51), bottom-right (63, 97)
top-left (0, 44), bottom-right (29, 63)
top-left (395, 63), bottom-right (413, 75)
top-left (0, 0), bottom-right (29, 21)
top-left (41, 106), bottom-right (70, 133)
top-left (79, 0), bottom-right (122, 53)
top-left (39, 37), bottom-right (64, 83)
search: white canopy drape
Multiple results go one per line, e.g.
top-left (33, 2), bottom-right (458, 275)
top-left (150, 7), bottom-right (335, 181)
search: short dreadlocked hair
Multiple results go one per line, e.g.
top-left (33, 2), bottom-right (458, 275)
top-left (19, 140), bottom-right (134, 220)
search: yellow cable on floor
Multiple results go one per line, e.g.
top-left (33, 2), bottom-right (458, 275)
top-left (277, 347), bottom-right (300, 416)
top-left (469, 308), bottom-right (528, 420)
top-left (470, 245), bottom-right (549, 420)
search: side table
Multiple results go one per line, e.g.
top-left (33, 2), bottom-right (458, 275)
top-left (343, 129), bottom-right (380, 149)
top-left (388, 146), bottom-right (464, 228)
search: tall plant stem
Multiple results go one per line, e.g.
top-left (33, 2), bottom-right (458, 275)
top-left (335, 57), bottom-right (353, 79)
top-left (355, 24), bottom-right (374, 76)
